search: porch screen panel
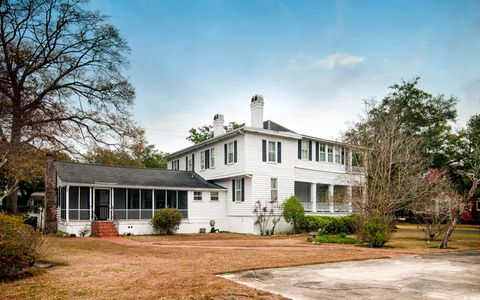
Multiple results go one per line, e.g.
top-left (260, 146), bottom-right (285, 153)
top-left (114, 188), bottom-right (127, 219)
top-left (68, 186), bottom-right (79, 220)
top-left (178, 191), bottom-right (188, 218)
top-left (141, 189), bottom-right (152, 219)
top-left (128, 189), bottom-right (140, 219)
top-left (79, 187), bottom-right (90, 220)
top-left (155, 190), bottom-right (166, 210)
top-left (316, 184), bottom-right (329, 212)
top-left (167, 190), bottom-right (176, 209)
top-left (294, 181), bottom-right (311, 211)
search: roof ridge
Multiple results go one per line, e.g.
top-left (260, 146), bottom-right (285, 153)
top-left (54, 160), bottom-right (192, 173)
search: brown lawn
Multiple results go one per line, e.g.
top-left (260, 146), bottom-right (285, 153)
top-left (1, 229), bottom-right (479, 299)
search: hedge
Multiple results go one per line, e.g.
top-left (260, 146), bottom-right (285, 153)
top-left (300, 215), bottom-right (360, 234)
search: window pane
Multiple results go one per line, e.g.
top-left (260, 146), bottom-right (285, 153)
top-left (80, 187), bottom-right (89, 209)
top-left (142, 189), bottom-right (152, 209)
top-left (155, 190), bottom-right (166, 209)
top-left (178, 191), bottom-right (188, 209)
top-left (167, 190), bottom-right (177, 208)
top-left (114, 188), bottom-right (126, 209)
top-left (69, 186), bottom-right (79, 209)
top-left (128, 189), bottom-right (140, 209)
top-left (210, 148), bottom-right (215, 167)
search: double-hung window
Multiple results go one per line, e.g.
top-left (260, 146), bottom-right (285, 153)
top-left (335, 147), bottom-right (341, 164)
top-left (271, 178), bottom-right (278, 201)
top-left (187, 155), bottom-right (193, 171)
top-left (200, 151), bottom-right (206, 170)
top-left (301, 140), bottom-right (309, 160)
top-left (194, 191), bottom-right (202, 201)
top-left (319, 143), bottom-right (326, 162)
top-left (235, 179), bottom-right (242, 202)
top-left (210, 148), bottom-right (215, 168)
top-left (172, 160), bottom-right (179, 170)
top-left (228, 142), bottom-right (234, 163)
top-left (210, 191), bottom-right (219, 201)
top-left (268, 141), bottom-right (277, 162)
top-left (327, 145), bottom-right (334, 163)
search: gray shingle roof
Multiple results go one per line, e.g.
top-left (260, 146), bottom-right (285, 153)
top-left (54, 161), bottom-right (224, 190)
top-left (263, 120), bottom-right (296, 133)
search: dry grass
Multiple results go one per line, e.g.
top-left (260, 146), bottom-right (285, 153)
top-left (1, 229), bottom-right (479, 300)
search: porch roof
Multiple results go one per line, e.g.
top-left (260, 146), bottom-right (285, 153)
top-left (54, 161), bottom-right (225, 190)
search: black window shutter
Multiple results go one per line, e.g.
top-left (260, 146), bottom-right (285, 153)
top-left (186, 157), bottom-right (188, 170)
top-left (262, 140), bottom-right (267, 162)
top-left (241, 178), bottom-right (245, 202)
top-left (232, 180), bottom-right (236, 202)
top-left (192, 153), bottom-right (195, 170)
top-left (277, 142), bottom-right (282, 163)
top-left (308, 140), bottom-right (312, 161)
top-left (224, 143), bottom-right (227, 165)
top-left (316, 142), bottom-right (319, 162)
top-left (298, 140), bottom-right (302, 159)
top-left (205, 149), bottom-right (210, 169)
top-left (234, 140), bottom-right (238, 163)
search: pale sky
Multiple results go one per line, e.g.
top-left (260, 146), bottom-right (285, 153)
top-left (89, 0), bottom-right (480, 153)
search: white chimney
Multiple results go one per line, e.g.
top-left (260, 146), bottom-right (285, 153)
top-left (213, 114), bottom-right (225, 137)
top-left (250, 94), bottom-right (264, 128)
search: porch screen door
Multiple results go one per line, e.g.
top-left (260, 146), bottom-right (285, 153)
top-left (95, 189), bottom-right (110, 220)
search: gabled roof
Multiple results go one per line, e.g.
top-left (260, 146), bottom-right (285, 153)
top-left (54, 161), bottom-right (225, 190)
top-left (263, 120), bottom-right (296, 133)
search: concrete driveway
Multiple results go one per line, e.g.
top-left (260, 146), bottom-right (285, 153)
top-left (220, 251), bottom-right (480, 300)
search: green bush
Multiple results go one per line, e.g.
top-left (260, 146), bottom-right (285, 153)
top-left (151, 208), bottom-right (183, 235)
top-left (358, 217), bottom-right (390, 247)
top-left (0, 213), bottom-right (43, 277)
top-left (301, 215), bottom-right (359, 234)
top-left (315, 233), bottom-right (358, 244)
top-left (282, 196), bottom-right (305, 233)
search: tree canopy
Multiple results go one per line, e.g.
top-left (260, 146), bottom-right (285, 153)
top-left (186, 122), bottom-right (245, 144)
top-left (0, 0), bottom-right (142, 212)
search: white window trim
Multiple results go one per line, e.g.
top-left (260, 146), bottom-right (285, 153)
top-left (187, 155), bottom-right (193, 171)
top-left (193, 191), bottom-right (202, 201)
top-left (200, 150), bottom-right (205, 170)
top-left (335, 146), bottom-right (341, 164)
top-left (271, 178), bottom-right (278, 201)
top-left (227, 142), bottom-right (234, 164)
top-left (327, 145), bottom-right (334, 163)
top-left (319, 143), bottom-right (326, 162)
top-left (210, 191), bottom-right (219, 201)
top-left (235, 179), bottom-right (242, 202)
top-left (301, 140), bottom-right (309, 160)
top-left (267, 140), bottom-right (277, 163)
top-left (210, 148), bottom-right (215, 168)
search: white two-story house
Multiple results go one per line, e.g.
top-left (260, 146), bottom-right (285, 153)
top-left (165, 95), bottom-right (365, 234)
top-left (45, 95), bottom-right (364, 236)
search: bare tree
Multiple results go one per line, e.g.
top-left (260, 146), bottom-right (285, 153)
top-left (0, 0), bottom-right (143, 212)
top-left (253, 199), bottom-right (280, 235)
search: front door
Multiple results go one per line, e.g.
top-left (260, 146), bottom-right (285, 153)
top-left (95, 189), bottom-right (110, 220)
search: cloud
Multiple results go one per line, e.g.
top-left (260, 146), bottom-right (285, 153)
top-left (315, 53), bottom-right (365, 69)
top-left (287, 52), bottom-right (365, 70)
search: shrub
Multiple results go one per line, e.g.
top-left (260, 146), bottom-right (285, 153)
top-left (358, 217), bottom-right (390, 247)
top-left (300, 215), bottom-right (359, 234)
top-left (0, 213), bottom-right (43, 277)
top-left (315, 232), bottom-right (358, 244)
top-left (282, 196), bottom-right (305, 233)
top-left (151, 208), bottom-right (183, 235)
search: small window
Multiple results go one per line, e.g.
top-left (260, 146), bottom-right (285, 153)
top-left (210, 148), bottom-right (215, 168)
top-left (200, 151), bottom-right (205, 170)
top-left (271, 178), bottom-right (278, 201)
top-left (301, 140), bottom-right (309, 160)
top-left (327, 145), bottom-right (334, 163)
top-left (235, 179), bottom-right (242, 202)
top-left (319, 143), bottom-right (326, 162)
top-left (268, 141), bottom-right (277, 162)
top-left (335, 146), bottom-right (341, 164)
top-left (194, 191), bottom-right (202, 201)
top-left (210, 191), bottom-right (219, 201)
top-left (228, 142), bottom-right (234, 163)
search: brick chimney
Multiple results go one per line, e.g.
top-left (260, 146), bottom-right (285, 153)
top-left (44, 153), bottom-right (57, 233)
top-left (250, 94), bottom-right (264, 128)
top-left (213, 114), bottom-right (225, 137)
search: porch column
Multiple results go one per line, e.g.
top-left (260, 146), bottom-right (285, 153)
top-left (66, 185), bottom-right (70, 223)
top-left (347, 185), bottom-right (353, 213)
top-left (89, 187), bottom-right (93, 221)
top-left (328, 184), bottom-right (334, 213)
top-left (311, 183), bottom-right (317, 213)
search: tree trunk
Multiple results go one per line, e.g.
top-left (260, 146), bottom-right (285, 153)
top-left (4, 177), bottom-right (18, 214)
top-left (440, 217), bottom-right (457, 249)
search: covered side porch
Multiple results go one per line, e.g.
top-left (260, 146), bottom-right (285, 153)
top-left (294, 181), bottom-right (364, 215)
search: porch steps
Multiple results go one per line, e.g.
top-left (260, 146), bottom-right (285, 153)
top-left (91, 221), bottom-right (118, 237)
